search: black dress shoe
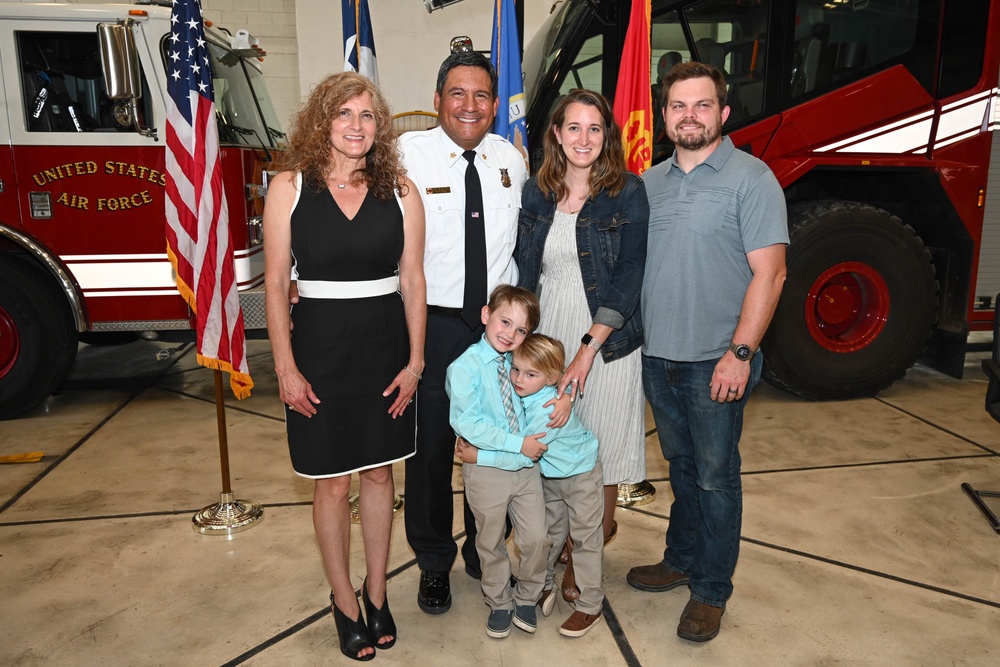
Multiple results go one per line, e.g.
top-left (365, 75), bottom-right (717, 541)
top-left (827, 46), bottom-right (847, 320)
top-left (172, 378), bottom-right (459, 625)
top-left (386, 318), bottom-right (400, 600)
top-left (417, 569), bottom-right (451, 614)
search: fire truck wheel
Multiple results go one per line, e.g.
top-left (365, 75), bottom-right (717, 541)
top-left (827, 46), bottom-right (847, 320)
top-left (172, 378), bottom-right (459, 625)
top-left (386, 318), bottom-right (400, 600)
top-left (0, 255), bottom-right (79, 419)
top-left (762, 201), bottom-right (937, 400)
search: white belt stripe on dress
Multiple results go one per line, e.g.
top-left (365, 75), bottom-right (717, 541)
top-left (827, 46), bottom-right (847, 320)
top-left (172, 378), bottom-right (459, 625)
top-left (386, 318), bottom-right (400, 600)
top-left (297, 276), bottom-right (398, 299)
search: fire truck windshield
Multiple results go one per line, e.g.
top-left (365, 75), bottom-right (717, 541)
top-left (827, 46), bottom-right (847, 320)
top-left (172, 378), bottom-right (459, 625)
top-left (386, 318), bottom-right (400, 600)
top-left (206, 40), bottom-right (285, 149)
top-left (522, 0), bottom-right (590, 105)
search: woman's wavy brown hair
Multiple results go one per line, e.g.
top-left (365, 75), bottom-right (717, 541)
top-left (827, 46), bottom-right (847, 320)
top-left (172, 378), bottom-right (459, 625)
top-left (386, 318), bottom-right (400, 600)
top-left (535, 89), bottom-right (627, 203)
top-left (280, 72), bottom-right (405, 200)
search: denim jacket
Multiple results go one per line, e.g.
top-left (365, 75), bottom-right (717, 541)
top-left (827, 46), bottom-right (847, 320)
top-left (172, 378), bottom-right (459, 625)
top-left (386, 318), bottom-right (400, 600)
top-left (515, 173), bottom-right (649, 361)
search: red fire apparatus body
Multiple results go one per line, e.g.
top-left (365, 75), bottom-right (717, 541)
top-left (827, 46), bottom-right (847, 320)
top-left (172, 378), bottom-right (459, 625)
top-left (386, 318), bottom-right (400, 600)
top-left (0, 1), bottom-right (280, 418)
top-left (523, 0), bottom-right (1000, 399)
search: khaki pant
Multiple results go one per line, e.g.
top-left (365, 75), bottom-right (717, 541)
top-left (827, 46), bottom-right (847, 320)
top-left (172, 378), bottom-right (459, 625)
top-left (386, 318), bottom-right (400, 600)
top-left (463, 464), bottom-right (549, 610)
top-left (543, 461), bottom-right (605, 614)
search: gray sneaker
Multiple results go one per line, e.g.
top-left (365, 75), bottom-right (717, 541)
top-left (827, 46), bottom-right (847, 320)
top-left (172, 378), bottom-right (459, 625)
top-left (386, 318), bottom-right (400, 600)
top-left (486, 609), bottom-right (513, 638)
top-left (513, 604), bottom-right (537, 633)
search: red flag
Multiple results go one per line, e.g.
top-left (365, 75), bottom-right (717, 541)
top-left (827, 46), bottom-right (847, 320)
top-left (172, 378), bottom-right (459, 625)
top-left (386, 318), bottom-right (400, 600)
top-left (613, 0), bottom-right (653, 175)
top-left (164, 0), bottom-right (253, 398)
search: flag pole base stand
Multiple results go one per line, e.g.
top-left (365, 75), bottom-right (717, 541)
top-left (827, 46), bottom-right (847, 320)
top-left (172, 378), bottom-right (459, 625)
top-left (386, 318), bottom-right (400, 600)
top-left (349, 493), bottom-right (405, 524)
top-left (192, 492), bottom-right (264, 535)
top-left (617, 480), bottom-right (656, 507)
top-left (962, 482), bottom-right (1000, 533)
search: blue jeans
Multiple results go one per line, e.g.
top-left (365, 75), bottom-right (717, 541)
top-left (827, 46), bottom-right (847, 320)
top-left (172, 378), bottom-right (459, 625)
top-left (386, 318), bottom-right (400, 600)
top-left (641, 352), bottom-right (762, 607)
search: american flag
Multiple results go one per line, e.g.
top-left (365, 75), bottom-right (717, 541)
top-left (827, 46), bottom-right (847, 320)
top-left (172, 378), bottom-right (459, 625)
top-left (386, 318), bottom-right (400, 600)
top-left (165, 0), bottom-right (252, 398)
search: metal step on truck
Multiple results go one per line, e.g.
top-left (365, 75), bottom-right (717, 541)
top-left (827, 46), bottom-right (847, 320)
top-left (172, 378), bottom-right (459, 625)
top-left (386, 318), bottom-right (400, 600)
top-left (522, 0), bottom-right (1000, 399)
top-left (0, 1), bottom-right (283, 419)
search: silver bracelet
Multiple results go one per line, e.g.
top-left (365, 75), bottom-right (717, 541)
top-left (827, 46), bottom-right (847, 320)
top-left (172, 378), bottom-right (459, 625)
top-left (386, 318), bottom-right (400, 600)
top-left (404, 365), bottom-right (422, 380)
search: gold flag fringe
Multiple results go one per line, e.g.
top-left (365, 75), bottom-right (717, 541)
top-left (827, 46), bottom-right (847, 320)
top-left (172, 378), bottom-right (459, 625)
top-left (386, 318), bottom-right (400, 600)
top-left (167, 245), bottom-right (254, 400)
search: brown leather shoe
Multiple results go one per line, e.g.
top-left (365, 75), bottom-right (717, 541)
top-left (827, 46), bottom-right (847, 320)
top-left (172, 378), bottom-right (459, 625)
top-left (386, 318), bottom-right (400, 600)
top-left (558, 610), bottom-right (603, 637)
top-left (677, 597), bottom-right (725, 642)
top-left (626, 562), bottom-right (690, 592)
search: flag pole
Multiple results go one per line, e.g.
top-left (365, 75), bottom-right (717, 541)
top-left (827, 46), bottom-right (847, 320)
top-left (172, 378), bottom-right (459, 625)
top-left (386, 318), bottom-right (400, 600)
top-left (613, 0), bottom-right (655, 507)
top-left (191, 369), bottom-right (264, 535)
top-left (164, 0), bottom-right (260, 535)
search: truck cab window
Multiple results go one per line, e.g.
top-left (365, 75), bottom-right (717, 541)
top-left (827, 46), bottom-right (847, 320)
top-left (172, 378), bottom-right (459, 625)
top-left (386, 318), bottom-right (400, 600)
top-left (161, 36), bottom-right (282, 149)
top-left (680, 0), bottom-right (769, 126)
top-left (788, 0), bottom-right (939, 103)
top-left (17, 30), bottom-right (152, 133)
top-left (649, 1), bottom-right (769, 160)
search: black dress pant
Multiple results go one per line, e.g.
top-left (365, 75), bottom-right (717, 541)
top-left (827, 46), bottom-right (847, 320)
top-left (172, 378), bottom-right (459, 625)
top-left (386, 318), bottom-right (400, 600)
top-left (405, 312), bottom-right (483, 573)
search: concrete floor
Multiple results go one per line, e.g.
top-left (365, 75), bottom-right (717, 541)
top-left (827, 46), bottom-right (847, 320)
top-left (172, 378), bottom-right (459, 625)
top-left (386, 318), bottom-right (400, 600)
top-left (2, 338), bottom-right (999, 666)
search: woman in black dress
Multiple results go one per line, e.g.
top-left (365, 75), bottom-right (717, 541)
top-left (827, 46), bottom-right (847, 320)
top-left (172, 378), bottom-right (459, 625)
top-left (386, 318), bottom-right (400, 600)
top-left (264, 72), bottom-right (425, 661)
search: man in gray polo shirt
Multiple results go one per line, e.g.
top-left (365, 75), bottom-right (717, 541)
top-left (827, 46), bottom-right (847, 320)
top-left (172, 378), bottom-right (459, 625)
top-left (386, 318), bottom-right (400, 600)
top-left (627, 61), bottom-right (788, 642)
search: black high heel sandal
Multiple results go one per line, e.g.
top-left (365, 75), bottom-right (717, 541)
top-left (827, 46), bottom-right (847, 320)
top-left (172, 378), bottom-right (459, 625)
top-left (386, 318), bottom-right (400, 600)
top-left (330, 592), bottom-right (375, 662)
top-left (362, 580), bottom-right (397, 650)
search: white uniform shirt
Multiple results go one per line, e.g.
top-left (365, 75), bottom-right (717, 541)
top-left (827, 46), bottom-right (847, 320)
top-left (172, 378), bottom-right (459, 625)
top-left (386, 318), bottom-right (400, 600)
top-left (400, 126), bottom-right (527, 309)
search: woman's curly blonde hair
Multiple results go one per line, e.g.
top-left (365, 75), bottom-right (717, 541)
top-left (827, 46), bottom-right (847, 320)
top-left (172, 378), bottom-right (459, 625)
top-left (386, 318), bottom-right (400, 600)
top-left (281, 72), bottom-right (405, 200)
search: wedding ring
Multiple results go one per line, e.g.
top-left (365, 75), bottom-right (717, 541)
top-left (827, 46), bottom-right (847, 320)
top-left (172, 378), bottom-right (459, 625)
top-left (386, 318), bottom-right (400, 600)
top-left (727, 389), bottom-right (736, 394)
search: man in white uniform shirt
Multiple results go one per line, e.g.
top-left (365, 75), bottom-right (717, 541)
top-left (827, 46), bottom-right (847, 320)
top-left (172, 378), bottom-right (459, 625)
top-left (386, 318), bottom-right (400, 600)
top-left (399, 51), bottom-right (527, 615)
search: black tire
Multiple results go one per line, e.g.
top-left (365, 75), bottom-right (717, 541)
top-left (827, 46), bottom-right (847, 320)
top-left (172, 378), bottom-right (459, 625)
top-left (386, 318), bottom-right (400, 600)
top-left (0, 255), bottom-right (79, 419)
top-left (762, 201), bottom-right (937, 400)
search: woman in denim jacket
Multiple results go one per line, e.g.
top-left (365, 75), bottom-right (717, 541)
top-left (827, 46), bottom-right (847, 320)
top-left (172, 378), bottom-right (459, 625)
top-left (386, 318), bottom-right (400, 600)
top-left (515, 89), bottom-right (649, 602)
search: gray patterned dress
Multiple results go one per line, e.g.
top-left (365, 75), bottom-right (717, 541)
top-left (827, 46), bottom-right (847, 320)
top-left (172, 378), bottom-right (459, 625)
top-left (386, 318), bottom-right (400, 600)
top-left (535, 210), bottom-right (646, 484)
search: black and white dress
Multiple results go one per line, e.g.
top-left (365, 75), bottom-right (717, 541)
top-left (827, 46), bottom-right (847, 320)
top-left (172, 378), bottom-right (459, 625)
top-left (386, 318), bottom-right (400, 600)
top-left (285, 174), bottom-right (416, 477)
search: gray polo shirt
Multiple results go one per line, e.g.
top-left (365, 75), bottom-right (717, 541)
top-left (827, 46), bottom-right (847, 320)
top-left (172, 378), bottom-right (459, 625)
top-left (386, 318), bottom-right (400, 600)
top-left (641, 137), bottom-right (788, 362)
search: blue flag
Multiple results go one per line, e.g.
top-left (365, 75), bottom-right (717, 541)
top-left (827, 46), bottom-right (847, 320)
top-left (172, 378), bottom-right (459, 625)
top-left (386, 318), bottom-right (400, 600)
top-left (490, 0), bottom-right (528, 168)
top-left (343, 0), bottom-right (379, 83)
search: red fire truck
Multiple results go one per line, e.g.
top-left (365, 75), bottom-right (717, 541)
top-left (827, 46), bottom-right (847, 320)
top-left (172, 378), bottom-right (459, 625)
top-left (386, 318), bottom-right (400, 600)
top-left (0, 1), bottom-right (281, 418)
top-left (523, 0), bottom-right (1000, 399)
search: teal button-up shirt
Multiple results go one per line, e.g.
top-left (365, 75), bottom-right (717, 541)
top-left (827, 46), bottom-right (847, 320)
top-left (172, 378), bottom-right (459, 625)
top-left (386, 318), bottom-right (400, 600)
top-left (446, 336), bottom-right (530, 464)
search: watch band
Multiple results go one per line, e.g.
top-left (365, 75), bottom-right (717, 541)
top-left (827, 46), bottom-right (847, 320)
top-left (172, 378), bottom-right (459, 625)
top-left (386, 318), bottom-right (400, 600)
top-left (581, 333), bottom-right (602, 351)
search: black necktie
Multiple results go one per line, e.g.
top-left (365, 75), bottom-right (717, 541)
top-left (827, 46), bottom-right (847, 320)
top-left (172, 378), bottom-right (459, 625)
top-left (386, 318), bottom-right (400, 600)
top-left (462, 150), bottom-right (487, 330)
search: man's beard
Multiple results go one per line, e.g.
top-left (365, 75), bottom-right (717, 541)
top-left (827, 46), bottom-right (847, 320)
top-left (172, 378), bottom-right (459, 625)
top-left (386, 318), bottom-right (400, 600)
top-left (672, 120), bottom-right (721, 151)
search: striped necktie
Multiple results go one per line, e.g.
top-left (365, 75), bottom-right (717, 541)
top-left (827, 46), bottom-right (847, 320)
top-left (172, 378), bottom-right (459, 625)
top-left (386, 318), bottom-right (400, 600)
top-left (496, 355), bottom-right (519, 433)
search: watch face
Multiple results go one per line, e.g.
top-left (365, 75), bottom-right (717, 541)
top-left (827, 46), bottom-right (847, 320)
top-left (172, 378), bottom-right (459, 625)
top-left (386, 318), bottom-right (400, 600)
top-left (735, 345), bottom-right (751, 361)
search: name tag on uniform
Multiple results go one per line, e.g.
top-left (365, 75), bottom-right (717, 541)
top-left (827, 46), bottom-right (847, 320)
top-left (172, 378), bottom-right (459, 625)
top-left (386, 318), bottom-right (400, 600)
top-left (426, 186), bottom-right (451, 194)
